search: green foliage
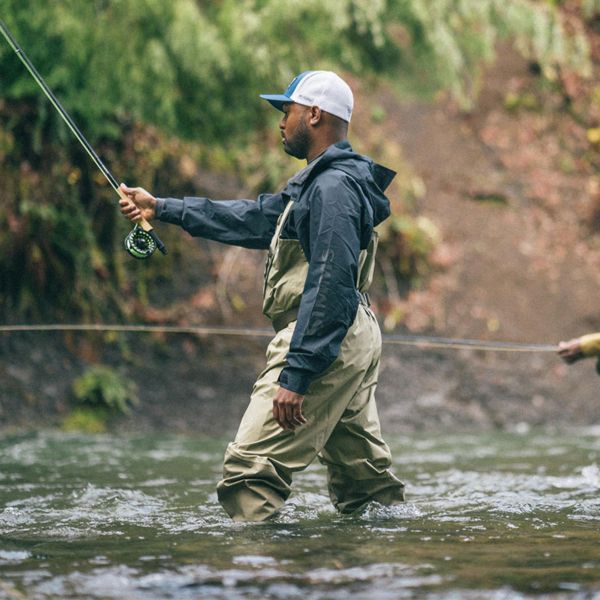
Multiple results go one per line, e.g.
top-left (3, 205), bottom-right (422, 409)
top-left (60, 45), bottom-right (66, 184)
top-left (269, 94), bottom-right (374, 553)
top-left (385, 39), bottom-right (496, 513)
top-left (64, 363), bottom-right (139, 432)
top-left (0, 162), bottom-right (111, 319)
top-left (72, 365), bottom-right (139, 415)
top-left (0, 0), bottom-right (589, 142)
top-left (0, 0), bottom-right (593, 320)
top-left (379, 214), bottom-right (440, 283)
top-left (371, 106), bottom-right (387, 124)
top-left (583, 0), bottom-right (600, 18)
top-left (380, 0), bottom-right (591, 107)
top-left (504, 91), bottom-right (541, 112)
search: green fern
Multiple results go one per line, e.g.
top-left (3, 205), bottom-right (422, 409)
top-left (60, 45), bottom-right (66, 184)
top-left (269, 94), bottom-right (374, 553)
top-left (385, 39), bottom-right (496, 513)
top-left (72, 365), bottom-right (139, 415)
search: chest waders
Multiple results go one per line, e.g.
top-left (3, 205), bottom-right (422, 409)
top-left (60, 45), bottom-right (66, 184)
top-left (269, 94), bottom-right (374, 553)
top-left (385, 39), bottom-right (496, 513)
top-left (263, 200), bottom-right (378, 331)
top-left (216, 200), bottom-right (405, 521)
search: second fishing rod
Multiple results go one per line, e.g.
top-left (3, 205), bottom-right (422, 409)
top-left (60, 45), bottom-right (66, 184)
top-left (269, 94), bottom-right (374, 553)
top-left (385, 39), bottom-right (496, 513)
top-left (0, 18), bottom-right (167, 259)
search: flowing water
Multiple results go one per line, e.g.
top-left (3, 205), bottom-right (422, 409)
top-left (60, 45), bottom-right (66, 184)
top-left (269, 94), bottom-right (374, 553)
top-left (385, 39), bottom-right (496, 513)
top-left (1, 429), bottom-right (600, 599)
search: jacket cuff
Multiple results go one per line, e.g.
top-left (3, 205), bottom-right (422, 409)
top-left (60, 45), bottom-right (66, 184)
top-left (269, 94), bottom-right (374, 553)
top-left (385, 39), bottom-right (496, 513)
top-left (278, 367), bottom-right (312, 395)
top-left (155, 197), bottom-right (184, 225)
top-left (580, 333), bottom-right (600, 357)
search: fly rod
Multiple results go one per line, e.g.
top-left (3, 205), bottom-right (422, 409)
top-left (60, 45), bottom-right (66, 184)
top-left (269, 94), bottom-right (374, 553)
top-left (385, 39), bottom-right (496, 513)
top-left (0, 19), bottom-right (166, 259)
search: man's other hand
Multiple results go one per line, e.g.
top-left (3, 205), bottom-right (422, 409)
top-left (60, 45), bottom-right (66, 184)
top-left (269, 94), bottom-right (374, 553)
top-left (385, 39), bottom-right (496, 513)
top-left (119, 183), bottom-right (157, 222)
top-left (558, 338), bottom-right (585, 364)
top-left (273, 386), bottom-right (307, 430)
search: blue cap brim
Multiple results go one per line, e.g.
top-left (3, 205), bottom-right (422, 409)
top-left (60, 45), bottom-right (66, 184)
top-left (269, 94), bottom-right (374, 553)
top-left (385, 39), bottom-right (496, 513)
top-left (259, 94), bottom-right (291, 112)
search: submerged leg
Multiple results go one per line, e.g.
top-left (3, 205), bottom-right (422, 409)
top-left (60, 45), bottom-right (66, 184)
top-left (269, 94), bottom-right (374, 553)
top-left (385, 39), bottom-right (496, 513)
top-left (217, 444), bottom-right (292, 522)
top-left (319, 336), bottom-right (405, 513)
top-left (217, 323), bottom-right (317, 521)
top-left (319, 386), bottom-right (405, 514)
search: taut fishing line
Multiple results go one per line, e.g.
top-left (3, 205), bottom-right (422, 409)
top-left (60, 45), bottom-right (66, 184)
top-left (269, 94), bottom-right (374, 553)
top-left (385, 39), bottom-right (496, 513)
top-left (0, 324), bottom-right (558, 353)
top-left (0, 19), bottom-right (167, 259)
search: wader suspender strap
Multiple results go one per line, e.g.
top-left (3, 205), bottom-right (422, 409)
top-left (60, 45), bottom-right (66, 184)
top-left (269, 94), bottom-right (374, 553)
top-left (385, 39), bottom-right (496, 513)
top-left (270, 200), bottom-right (295, 254)
top-left (263, 200), bottom-right (295, 296)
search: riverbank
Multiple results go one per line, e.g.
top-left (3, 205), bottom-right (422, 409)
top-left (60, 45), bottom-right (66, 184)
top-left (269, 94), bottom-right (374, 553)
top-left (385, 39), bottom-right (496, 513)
top-left (2, 38), bottom-right (600, 435)
top-left (1, 327), bottom-right (599, 436)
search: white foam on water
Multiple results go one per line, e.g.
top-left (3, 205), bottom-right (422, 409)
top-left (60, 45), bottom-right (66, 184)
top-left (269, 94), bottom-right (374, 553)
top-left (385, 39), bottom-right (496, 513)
top-left (232, 555), bottom-right (278, 566)
top-left (581, 463), bottom-right (600, 487)
top-left (0, 549), bottom-right (31, 563)
top-left (361, 501), bottom-right (423, 520)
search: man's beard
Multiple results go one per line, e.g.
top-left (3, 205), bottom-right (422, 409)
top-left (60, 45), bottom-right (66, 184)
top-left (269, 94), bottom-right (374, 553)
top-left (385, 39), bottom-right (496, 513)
top-left (283, 119), bottom-right (311, 159)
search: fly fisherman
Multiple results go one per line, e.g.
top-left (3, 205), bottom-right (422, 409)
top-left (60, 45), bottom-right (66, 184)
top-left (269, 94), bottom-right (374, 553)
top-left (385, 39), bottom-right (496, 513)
top-left (120, 71), bottom-right (405, 521)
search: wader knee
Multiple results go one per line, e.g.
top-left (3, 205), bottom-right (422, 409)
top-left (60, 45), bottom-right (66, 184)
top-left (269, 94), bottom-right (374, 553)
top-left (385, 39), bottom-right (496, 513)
top-left (216, 444), bottom-right (292, 521)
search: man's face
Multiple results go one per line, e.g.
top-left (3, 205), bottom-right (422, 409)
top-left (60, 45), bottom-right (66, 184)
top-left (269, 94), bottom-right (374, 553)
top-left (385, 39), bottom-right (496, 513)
top-left (279, 103), bottom-right (312, 160)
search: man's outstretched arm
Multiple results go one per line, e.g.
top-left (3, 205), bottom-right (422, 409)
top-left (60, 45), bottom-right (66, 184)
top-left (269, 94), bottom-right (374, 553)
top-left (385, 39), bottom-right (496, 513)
top-left (119, 183), bottom-right (286, 250)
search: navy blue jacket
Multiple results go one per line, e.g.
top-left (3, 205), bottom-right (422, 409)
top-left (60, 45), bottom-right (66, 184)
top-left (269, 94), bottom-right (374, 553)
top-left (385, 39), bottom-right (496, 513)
top-left (155, 140), bottom-right (395, 394)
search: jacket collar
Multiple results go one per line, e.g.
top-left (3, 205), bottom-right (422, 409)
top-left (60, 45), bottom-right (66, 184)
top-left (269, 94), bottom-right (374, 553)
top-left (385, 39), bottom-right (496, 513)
top-left (284, 140), bottom-right (351, 195)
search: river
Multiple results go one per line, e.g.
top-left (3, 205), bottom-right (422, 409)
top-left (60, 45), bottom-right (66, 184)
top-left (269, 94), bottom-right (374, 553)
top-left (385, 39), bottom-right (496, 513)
top-left (1, 429), bottom-right (599, 598)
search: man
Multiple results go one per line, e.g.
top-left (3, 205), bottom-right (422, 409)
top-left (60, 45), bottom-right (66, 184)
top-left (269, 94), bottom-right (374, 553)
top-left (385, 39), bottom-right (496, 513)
top-left (558, 333), bottom-right (600, 374)
top-left (120, 70), bottom-right (405, 521)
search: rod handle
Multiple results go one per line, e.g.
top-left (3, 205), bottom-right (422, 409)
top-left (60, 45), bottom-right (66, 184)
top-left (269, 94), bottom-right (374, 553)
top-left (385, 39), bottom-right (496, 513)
top-left (116, 188), bottom-right (168, 255)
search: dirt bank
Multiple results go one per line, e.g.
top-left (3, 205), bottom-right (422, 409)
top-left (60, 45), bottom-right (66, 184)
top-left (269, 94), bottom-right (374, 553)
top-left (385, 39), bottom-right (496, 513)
top-left (1, 325), bottom-right (598, 436)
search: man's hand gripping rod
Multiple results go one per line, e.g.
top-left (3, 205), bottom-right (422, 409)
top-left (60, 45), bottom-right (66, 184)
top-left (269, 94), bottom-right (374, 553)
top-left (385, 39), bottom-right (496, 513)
top-left (0, 19), bottom-right (166, 259)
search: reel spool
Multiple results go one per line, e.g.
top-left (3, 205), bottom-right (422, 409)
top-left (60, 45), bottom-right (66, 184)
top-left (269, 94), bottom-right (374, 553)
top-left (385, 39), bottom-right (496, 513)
top-left (124, 224), bottom-right (157, 259)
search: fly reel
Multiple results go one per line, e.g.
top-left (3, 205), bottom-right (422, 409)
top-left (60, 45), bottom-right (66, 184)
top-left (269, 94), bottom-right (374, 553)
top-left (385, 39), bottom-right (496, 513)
top-left (124, 224), bottom-right (158, 259)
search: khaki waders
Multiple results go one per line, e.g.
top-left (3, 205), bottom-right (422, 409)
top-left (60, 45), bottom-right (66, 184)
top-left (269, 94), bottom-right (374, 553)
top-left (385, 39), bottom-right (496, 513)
top-left (216, 201), bottom-right (405, 520)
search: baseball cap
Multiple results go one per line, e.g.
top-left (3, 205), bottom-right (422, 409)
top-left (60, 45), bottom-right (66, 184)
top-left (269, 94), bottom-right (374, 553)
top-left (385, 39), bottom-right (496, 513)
top-left (260, 70), bottom-right (354, 122)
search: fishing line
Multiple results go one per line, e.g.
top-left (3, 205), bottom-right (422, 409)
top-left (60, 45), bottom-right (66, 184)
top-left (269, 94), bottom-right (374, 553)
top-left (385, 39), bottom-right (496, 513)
top-left (0, 19), bottom-right (167, 259)
top-left (0, 324), bottom-right (558, 353)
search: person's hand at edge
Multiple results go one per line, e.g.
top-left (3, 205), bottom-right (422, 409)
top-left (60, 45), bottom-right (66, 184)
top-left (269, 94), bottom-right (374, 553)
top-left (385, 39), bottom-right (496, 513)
top-left (557, 337), bottom-right (585, 364)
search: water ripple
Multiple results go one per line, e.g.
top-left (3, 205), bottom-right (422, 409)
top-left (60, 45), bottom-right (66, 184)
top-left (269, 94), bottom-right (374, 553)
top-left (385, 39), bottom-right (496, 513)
top-left (2, 430), bottom-right (600, 598)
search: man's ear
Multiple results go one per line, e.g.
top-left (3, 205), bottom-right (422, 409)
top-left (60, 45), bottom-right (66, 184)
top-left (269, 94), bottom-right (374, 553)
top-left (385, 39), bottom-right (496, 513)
top-left (308, 105), bottom-right (322, 125)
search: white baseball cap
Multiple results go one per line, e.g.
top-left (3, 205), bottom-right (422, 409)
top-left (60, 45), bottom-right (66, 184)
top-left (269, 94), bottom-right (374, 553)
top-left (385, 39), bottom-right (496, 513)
top-left (260, 70), bottom-right (354, 122)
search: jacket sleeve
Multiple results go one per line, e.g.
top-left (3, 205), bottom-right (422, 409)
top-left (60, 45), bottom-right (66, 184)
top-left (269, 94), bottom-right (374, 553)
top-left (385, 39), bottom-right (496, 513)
top-left (277, 174), bottom-right (364, 395)
top-left (580, 333), bottom-right (600, 357)
top-left (155, 192), bottom-right (285, 250)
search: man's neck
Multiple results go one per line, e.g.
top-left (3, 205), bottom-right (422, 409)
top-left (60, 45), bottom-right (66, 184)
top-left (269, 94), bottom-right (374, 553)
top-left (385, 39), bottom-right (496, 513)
top-left (306, 137), bottom-right (344, 163)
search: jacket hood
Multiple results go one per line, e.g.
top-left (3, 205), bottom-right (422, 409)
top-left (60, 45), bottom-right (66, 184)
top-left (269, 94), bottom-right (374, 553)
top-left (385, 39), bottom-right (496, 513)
top-left (291, 140), bottom-right (394, 226)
